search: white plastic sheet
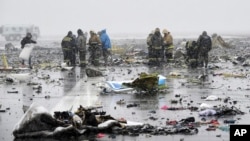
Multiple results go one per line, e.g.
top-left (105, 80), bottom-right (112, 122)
top-left (19, 44), bottom-right (34, 60)
top-left (7, 73), bottom-right (31, 82)
top-left (199, 103), bottom-right (213, 110)
top-left (205, 95), bottom-right (219, 101)
top-left (105, 80), bottom-right (133, 92)
top-left (199, 109), bottom-right (217, 116)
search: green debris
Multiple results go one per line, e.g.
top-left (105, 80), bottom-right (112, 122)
top-left (86, 68), bottom-right (103, 77)
top-left (123, 72), bottom-right (159, 94)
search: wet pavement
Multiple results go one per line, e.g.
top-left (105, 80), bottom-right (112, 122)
top-left (0, 39), bottom-right (250, 141)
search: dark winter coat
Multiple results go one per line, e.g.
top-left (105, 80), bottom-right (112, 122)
top-left (61, 35), bottom-right (76, 49)
top-left (21, 37), bottom-right (36, 48)
top-left (197, 34), bottom-right (212, 52)
top-left (151, 31), bottom-right (163, 47)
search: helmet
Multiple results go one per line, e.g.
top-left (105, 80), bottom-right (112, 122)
top-left (90, 30), bottom-right (95, 33)
top-left (77, 29), bottom-right (83, 35)
top-left (202, 31), bottom-right (207, 36)
top-left (155, 28), bottom-right (160, 32)
top-left (162, 29), bottom-right (169, 34)
top-left (67, 31), bottom-right (73, 36)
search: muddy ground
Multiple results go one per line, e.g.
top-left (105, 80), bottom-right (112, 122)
top-left (0, 36), bottom-right (250, 141)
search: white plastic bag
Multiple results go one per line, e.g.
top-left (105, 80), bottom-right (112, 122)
top-left (19, 44), bottom-right (34, 60)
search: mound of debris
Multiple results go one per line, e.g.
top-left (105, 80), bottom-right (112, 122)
top-left (199, 105), bottom-right (245, 117)
top-left (123, 73), bottom-right (159, 94)
top-left (12, 104), bottom-right (199, 139)
top-left (212, 33), bottom-right (232, 48)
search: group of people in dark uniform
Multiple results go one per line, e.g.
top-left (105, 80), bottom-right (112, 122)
top-left (147, 28), bottom-right (212, 68)
top-left (185, 31), bottom-right (212, 68)
top-left (19, 28), bottom-right (211, 69)
top-left (61, 29), bottom-right (111, 67)
top-left (147, 28), bottom-right (174, 66)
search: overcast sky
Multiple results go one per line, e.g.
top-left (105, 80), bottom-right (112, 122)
top-left (1, 0), bottom-right (250, 37)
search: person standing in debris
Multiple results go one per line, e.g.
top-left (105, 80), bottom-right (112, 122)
top-left (61, 31), bottom-right (76, 66)
top-left (146, 30), bottom-right (154, 64)
top-left (71, 34), bottom-right (77, 66)
top-left (162, 29), bottom-right (174, 63)
top-left (149, 28), bottom-right (163, 66)
top-left (88, 30), bottom-right (102, 66)
top-left (76, 29), bottom-right (87, 67)
top-left (20, 32), bottom-right (37, 69)
top-left (197, 31), bottom-right (212, 68)
top-left (99, 29), bottom-right (111, 66)
top-left (185, 40), bottom-right (199, 68)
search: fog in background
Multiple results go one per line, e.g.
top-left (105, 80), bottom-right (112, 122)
top-left (1, 0), bottom-right (250, 38)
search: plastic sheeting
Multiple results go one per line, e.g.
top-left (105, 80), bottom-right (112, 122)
top-left (199, 103), bottom-right (213, 110)
top-left (199, 109), bottom-right (217, 116)
top-left (106, 80), bottom-right (133, 92)
top-left (7, 73), bottom-right (31, 82)
top-left (19, 44), bottom-right (34, 60)
top-left (205, 95), bottom-right (219, 101)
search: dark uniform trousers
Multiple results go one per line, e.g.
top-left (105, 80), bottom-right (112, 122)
top-left (79, 49), bottom-right (87, 67)
top-left (89, 46), bottom-right (101, 66)
top-left (149, 46), bottom-right (163, 66)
